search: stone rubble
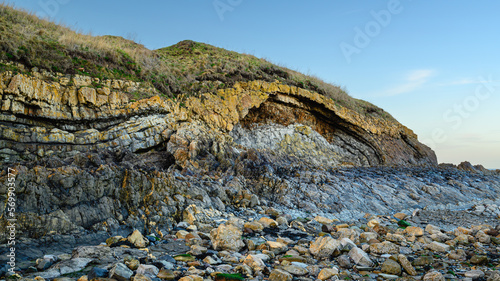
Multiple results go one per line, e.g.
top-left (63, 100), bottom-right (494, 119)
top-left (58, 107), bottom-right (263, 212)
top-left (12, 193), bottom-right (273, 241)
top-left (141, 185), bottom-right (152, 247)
top-left (3, 206), bottom-right (499, 281)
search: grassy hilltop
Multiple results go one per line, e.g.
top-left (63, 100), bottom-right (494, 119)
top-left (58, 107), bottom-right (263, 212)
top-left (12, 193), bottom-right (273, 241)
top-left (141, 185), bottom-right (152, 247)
top-left (0, 4), bottom-right (392, 120)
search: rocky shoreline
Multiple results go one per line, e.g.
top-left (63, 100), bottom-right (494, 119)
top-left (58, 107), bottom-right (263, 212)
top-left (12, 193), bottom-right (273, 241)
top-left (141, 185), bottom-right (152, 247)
top-left (0, 27), bottom-right (498, 281)
top-left (0, 162), bottom-right (499, 281)
top-left (1, 197), bottom-right (499, 281)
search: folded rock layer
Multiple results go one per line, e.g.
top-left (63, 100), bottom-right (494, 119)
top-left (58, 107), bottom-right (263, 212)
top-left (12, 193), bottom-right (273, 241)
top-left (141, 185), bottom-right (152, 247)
top-left (0, 70), bottom-right (439, 241)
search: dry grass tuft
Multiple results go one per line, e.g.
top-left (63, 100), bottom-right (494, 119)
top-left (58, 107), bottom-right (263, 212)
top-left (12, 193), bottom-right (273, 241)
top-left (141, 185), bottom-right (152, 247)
top-left (0, 3), bottom-right (394, 120)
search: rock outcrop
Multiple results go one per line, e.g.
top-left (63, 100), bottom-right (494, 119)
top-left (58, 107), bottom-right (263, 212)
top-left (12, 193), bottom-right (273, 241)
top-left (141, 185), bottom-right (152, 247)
top-left (0, 71), bottom-right (435, 166)
top-left (0, 67), bottom-right (489, 246)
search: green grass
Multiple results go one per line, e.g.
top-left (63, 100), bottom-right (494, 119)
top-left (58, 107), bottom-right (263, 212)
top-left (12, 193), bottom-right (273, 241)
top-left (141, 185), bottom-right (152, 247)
top-left (0, 3), bottom-right (395, 121)
top-left (174, 253), bottom-right (193, 257)
top-left (215, 273), bottom-right (245, 281)
top-left (397, 220), bottom-right (411, 228)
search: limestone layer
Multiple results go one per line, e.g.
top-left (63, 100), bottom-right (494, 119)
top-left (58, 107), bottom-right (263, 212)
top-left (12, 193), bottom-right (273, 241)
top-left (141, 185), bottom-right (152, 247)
top-left (0, 71), bottom-right (436, 166)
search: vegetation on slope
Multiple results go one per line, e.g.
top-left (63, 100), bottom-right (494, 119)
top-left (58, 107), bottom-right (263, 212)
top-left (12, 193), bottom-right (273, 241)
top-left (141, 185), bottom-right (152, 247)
top-left (0, 4), bottom-right (393, 120)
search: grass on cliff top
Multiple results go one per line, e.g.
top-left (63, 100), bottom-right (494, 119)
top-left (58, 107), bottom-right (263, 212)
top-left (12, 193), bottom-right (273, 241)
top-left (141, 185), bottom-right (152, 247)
top-left (0, 3), bottom-right (394, 121)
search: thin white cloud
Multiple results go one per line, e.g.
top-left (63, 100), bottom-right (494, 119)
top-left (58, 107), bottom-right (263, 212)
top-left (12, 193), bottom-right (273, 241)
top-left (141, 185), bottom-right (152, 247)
top-left (383, 69), bottom-right (436, 96)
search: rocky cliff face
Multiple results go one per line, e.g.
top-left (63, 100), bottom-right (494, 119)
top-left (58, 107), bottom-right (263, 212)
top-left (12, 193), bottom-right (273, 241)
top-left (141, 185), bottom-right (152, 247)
top-left (0, 67), bottom-right (442, 242)
top-left (0, 70), bottom-right (436, 166)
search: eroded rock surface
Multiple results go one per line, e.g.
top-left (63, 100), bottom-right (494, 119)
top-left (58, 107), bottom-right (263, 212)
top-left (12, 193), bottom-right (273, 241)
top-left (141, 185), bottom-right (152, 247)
top-left (0, 70), bottom-right (497, 259)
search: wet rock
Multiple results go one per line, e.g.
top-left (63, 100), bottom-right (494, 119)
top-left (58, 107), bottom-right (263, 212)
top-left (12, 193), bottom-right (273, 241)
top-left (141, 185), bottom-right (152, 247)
top-left (309, 236), bottom-right (340, 259)
top-left (339, 237), bottom-right (356, 251)
top-left (317, 267), bottom-right (339, 280)
top-left (470, 255), bottom-right (489, 265)
top-left (348, 247), bottom-right (373, 267)
top-left (367, 219), bottom-right (380, 228)
top-left (133, 274), bottom-right (153, 281)
top-left (381, 258), bottom-right (401, 275)
top-left (244, 221), bottom-right (264, 232)
top-left (36, 258), bottom-right (93, 279)
top-left (283, 265), bottom-right (308, 276)
top-left (369, 241), bottom-right (399, 254)
top-left (398, 254), bottom-right (416, 276)
top-left (314, 216), bottom-right (334, 225)
top-left (455, 227), bottom-right (472, 236)
top-left (488, 272), bottom-right (500, 281)
top-left (337, 255), bottom-right (352, 269)
top-left (425, 224), bottom-right (442, 235)
top-left (267, 241), bottom-right (288, 254)
top-left (124, 257), bottom-right (140, 271)
top-left (476, 230), bottom-right (491, 244)
top-left (150, 241), bottom-right (190, 257)
top-left (454, 234), bottom-right (470, 245)
top-left (412, 256), bottom-right (434, 266)
top-left (386, 233), bottom-right (406, 243)
top-left (465, 270), bottom-right (485, 280)
top-left (174, 254), bottom-right (195, 262)
top-left (243, 254), bottom-right (266, 272)
top-left (109, 263), bottom-right (134, 281)
top-left (136, 264), bottom-right (159, 279)
top-left (36, 255), bottom-right (58, 271)
top-left (269, 269), bottom-right (293, 281)
top-left (259, 217), bottom-right (279, 228)
top-left (425, 241), bottom-right (450, 252)
top-left (210, 224), bottom-right (245, 251)
top-left (72, 246), bottom-right (147, 265)
top-left (448, 249), bottom-right (466, 260)
top-left (394, 213), bottom-right (407, 220)
top-left (87, 267), bottom-right (108, 280)
top-left (127, 230), bottom-right (148, 248)
top-left (157, 269), bottom-right (176, 280)
top-left (423, 271), bottom-right (445, 281)
top-left (491, 237), bottom-right (500, 245)
top-left (404, 226), bottom-right (424, 237)
top-left (276, 217), bottom-right (289, 229)
top-left (360, 232), bottom-right (378, 242)
top-left (378, 273), bottom-right (399, 280)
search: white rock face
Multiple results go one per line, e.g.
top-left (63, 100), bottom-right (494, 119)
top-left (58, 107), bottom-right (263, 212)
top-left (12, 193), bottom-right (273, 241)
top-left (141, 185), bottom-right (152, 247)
top-left (230, 123), bottom-right (373, 166)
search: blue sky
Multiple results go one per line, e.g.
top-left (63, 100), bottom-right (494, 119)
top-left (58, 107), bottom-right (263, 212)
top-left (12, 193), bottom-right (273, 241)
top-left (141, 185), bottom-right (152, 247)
top-left (9, 0), bottom-right (500, 168)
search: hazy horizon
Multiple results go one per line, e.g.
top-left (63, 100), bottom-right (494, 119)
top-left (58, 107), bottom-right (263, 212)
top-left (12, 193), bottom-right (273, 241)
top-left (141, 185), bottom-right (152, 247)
top-left (8, 0), bottom-right (500, 169)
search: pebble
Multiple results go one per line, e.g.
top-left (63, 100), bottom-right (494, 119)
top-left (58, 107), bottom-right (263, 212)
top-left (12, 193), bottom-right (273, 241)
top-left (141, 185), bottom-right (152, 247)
top-left (381, 258), bottom-right (401, 275)
top-left (317, 267), bottom-right (339, 280)
top-left (369, 241), bottom-right (399, 254)
top-left (283, 265), bottom-right (308, 276)
top-left (269, 269), bottom-right (293, 281)
top-left (426, 241), bottom-right (451, 252)
top-left (398, 254), bottom-right (417, 276)
top-left (465, 270), bottom-right (485, 279)
top-left (423, 271), bottom-right (445, 281)
top-left (109, 263), bottom-right (134, 281)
